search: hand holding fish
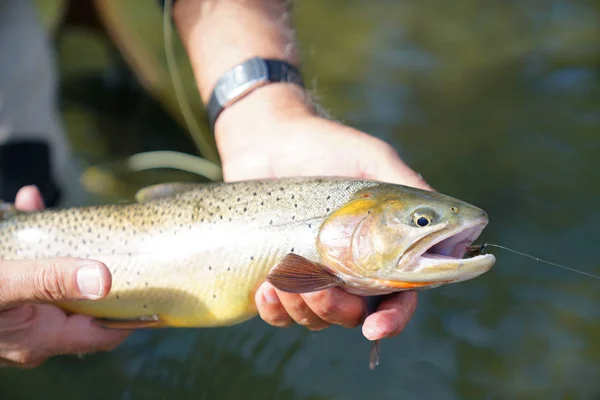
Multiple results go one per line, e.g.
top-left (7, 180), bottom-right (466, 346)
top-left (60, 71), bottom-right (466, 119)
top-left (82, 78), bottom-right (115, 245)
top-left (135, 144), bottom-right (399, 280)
top-left (0, 186), bottom-right (129, 368)
top-left (172, 0), bottom-right (433, 342)
top-left (213, 92), bottom-right (431, 340)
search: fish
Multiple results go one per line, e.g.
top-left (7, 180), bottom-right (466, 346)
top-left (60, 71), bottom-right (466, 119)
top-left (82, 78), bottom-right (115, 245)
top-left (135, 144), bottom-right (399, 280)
top-left (0, 177), bottom-right (495, 363)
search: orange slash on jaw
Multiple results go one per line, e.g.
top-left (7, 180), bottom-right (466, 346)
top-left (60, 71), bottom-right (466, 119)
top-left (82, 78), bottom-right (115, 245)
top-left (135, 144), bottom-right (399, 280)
top-left (377, 279), bottom-right (450, 289)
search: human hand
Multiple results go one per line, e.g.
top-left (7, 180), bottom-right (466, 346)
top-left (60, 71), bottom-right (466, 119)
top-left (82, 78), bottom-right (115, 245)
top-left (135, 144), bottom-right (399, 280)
top-left (215, 85), bottom-right (431, 342)
top-left (0, 186), bottom-right (130, 368)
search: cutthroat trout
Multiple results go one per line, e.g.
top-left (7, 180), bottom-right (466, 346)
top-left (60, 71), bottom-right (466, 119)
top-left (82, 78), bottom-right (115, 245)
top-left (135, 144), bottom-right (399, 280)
top-left (0, 177), bottom-right (495, 355)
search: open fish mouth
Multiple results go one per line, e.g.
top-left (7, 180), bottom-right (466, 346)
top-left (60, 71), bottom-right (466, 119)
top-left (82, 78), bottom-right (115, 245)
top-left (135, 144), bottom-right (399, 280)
top-left (422, 221), bottom-right (487, 261)
top-left (397, 217), bottom-right (496, 283)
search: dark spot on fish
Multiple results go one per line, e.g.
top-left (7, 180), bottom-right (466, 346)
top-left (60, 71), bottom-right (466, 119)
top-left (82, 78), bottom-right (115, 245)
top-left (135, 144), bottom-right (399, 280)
top-left (250, 256), bottom-right (254, 260)
top-left (253, 192), bottom-right (257, 196)
top-left (326, 195), bottom-right (331, 200)
top-left (88, 228), bottom-right (91, 233)
top-left (112, 249), bottom-right (115, 255)
top-left (126, 281), bottom-right (130, 286)
top-left (97, 234), bottom-right (101, 239)
top-left (201, 218), bottom-right (205, 222)
top-left (98, 248), bottom-right (101, 253)
top-left (308, 223), bottom-right (312, 228)
top-left (280, 187), bottom-right (284, 191)
top-left (291, 194), bottom-right (295, 199)
top-left (326, 208), bottom-right (330, 212)
top-left (137, 271), bottom-right (140, 275)
top-left (145, 282), bottom-right (149, 287)
top-left (213, 294), bottom-right (216, 299)
top-left (229, 218), bottom-right (233, 222)
top-left (261, 201), bottom-right (264, 206)
top-left (128, 253), bottom-right (132, 257)
top-left (267, 192), bottom-right (271, 196)
top-left (209, 202), bottom-right (212, 206)
top-left (143, 304), bottom-right (148, 309)
top-left (368, 210), bottom-right (371, 214)
top-left (227, 267), bottom-right (231, 271)
top-left (237, 197), bottom-right (241, 202)
top-left (243, 207), bottom-right (247, 212)
top-left (291, 247), bottom-right (295, 252)
top-left (228, 206), bottom-right (232, 210)
top-left (209, 266), bottom-right (212, 270)
top-left (346, 186), bottom-right (350, 190)
top-left (276, 197), bottom-right (280, 201)
top-left (220, 215), bottom-right (223, 219)
top-left (292, 216), bottom-right (295, 220)
top-left (269, 220), bottom-right (273, 225)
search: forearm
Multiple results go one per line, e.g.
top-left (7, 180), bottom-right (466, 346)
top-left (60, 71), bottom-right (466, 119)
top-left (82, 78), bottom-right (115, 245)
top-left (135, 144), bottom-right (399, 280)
top-left (172, 0), bottom-right (314, 142)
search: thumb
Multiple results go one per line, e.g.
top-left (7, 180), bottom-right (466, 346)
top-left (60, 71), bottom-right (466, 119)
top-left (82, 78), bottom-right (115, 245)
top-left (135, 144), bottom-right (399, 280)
top-left (0, 258), bottom-right (111, 309)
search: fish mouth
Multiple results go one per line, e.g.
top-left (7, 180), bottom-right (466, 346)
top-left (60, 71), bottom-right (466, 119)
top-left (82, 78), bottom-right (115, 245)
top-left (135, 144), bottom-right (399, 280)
top-left (393, 217), bottom-right (496, 284)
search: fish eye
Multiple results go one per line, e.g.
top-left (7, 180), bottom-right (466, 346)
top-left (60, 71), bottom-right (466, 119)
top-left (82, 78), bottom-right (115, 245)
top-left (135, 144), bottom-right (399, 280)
top-left (412, 212), bottom-right (433, 227)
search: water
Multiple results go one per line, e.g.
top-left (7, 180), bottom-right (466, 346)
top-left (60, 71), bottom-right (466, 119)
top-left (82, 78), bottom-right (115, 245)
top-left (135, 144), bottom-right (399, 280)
top-left (2, 1), bottom-right (600, 399)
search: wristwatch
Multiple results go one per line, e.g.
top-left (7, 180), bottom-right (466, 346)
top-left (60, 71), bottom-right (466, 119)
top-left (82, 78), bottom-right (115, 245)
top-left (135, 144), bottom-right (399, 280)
top-left (206, 57), bottom-right (305, 132)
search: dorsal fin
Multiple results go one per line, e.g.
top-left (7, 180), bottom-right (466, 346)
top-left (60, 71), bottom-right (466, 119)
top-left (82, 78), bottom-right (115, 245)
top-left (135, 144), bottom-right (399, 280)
top-left (135, 183), bottom-right (201, 202)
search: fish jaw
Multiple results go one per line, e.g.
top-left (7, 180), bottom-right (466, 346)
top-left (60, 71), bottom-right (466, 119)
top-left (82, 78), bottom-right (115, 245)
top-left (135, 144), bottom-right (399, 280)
top-left (394, 216), bottom-right (495, 281)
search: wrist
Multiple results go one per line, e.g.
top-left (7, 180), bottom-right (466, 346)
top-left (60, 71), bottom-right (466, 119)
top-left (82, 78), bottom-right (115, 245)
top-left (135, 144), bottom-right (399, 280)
top-left (173, 0), bottom-right (299, 102)
top-left (214, 83), bottom-right (316, 156)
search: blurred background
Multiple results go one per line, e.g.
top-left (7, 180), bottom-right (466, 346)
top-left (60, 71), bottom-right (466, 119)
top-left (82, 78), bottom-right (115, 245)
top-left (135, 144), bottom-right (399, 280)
top-left (1, 0), bottom-right (599, 399)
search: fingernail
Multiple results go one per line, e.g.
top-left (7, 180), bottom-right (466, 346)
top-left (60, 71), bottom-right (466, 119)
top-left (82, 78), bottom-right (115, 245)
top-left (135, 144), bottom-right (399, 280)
top-left (262, 286), bottom-right (280, 305)
top-left (77, 265), bottom-right (103, 299)
top-left (363, 325), bottom-right (379, 341)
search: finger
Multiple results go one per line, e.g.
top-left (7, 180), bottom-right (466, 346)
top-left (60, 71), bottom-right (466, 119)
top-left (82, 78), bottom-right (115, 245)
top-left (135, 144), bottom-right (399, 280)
top-left (49, 313), bottom-right (131, 357)
top-left (277, 290), bottom-right (331, 331)
top-left (0, 258), bottom-right (111, 309)
top-left (362, 291), bottom-right (418, 341)
top-left (255, 282), bottom-right (294, 327)
top-left (301, 287), bottom-right (364, 328)
top-left (14, 186), bottom-right (45, 211)
top-left (364, 143), bottom-right (433, 191)
top-left (2, 304), bottom-right (130, 367)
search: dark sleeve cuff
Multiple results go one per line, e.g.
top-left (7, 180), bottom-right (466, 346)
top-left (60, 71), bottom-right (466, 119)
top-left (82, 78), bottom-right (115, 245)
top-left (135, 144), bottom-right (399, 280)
top-left (0, 139), bottom-right (61, 207)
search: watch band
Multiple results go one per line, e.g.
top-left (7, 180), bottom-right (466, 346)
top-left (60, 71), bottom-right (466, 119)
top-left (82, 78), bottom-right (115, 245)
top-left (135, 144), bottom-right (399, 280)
top-left (206, 57), bottom-right (305, 132)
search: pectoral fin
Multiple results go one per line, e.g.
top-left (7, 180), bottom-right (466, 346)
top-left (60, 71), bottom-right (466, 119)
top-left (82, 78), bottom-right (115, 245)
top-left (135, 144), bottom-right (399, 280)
top-left (266, 254), bottom-right (344, 293)
top-left (94, 314), bottom-right (165, 329)
top-left (135, 183), bottom-right (200, 202)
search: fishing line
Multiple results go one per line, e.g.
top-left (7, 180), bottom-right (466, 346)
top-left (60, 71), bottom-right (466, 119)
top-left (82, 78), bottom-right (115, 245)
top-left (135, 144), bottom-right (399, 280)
top-left (469, 243), bottom-right (600, 281)
top-left (162, 0), bottom-right (222, 170)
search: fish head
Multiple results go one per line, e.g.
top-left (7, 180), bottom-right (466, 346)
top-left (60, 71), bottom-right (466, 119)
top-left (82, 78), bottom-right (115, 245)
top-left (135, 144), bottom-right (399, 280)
top-left (317, 183), bottom-right (495, 294)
